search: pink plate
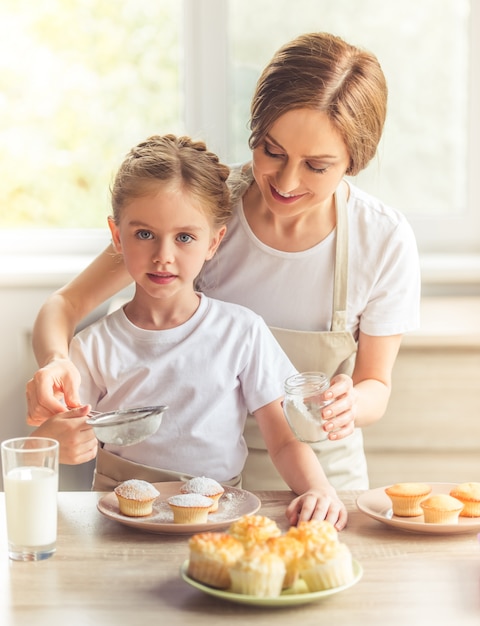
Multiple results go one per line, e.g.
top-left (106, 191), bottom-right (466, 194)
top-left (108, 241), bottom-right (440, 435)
top-left (356, 482), bottom-right (480, 535)
top-left (97, 481), bottom-right (261, 535)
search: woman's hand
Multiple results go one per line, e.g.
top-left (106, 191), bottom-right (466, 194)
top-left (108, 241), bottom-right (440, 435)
top-left (320, 373), bottom-right (358, 441)
top-left (31, 406), bottom-right (98, 465)
top-left (286, 486), bottom-right (348, 530)
top-left (26, 358), bottom-right (82, 425)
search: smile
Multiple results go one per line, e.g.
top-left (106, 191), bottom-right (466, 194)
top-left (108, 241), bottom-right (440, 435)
top-left (147, 273), bottom-right (176, 285)
top-left (270, 184), bottom-right (305, 203)
top-left (274, 187), bottom-right (297, 198)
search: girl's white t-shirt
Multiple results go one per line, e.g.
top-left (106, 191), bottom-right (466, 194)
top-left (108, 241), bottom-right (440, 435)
top-left (70, 294), bottom-right (297, 482)
top-left (197, 177), bottom-right (420, 338)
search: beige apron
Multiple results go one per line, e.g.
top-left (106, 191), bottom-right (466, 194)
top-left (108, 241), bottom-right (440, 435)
top-left (92, 447), bottom-right (242, 491)
top-left (242, 182), bottom-right (369, 491)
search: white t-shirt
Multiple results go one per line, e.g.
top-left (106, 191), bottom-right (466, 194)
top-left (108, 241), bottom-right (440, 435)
top-left (197, 173), bottom-right (420, 338)
top-left (69, 294), bottom-right (297, 482)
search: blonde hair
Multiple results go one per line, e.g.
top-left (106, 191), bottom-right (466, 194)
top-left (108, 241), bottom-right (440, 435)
top-left (111, 134), bottom-right (232, 226)
top-left (249, 32), bottom-right (388, 176)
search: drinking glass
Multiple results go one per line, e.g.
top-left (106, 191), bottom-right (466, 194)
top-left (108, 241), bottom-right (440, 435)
top-left (1, 437), bottom-right (59, 561)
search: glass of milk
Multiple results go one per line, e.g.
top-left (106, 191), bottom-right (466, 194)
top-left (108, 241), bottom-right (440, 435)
top-left (1, 437), bottom-right (59, 561)
top-left (283, 372), bottom-right (334, 443)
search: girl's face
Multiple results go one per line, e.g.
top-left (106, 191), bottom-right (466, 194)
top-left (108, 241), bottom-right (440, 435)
top-left (108, 182), bottom-right (225, 303)
top-left (251, 108), bottom-right (351, 217)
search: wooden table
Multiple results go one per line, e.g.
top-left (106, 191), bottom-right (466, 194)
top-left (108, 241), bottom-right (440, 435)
top-left (1, 490), bottom-right (479, 626)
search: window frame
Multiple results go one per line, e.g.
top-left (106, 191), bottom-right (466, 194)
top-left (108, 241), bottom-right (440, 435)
top-left (2, 0), bottom-right (479, 280)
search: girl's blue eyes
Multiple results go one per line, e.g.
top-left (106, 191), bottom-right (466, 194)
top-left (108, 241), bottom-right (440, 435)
top-left (136, 230), bottom-right (153, 240)
top-left (135, 230), bottom-right (193, 243)
top-left (263, 143), bottom-right (328, 174)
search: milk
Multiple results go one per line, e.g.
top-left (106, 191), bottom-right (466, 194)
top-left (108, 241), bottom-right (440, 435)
top-left (4, 466), bottom-right (58, 546)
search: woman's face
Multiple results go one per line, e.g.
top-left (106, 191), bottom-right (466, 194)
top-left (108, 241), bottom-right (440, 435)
top-left (251, 108), bottom-right (350, 217)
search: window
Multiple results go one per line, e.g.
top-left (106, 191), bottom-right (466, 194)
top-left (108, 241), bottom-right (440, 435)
top-left (0, 0), bottom-right (183, 232)
top-left (1, 0), bottom-right (479, 258)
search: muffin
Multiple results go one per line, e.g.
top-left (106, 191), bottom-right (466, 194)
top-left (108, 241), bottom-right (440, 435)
top-left (181, 476), bottom-right (225, 512)
top-left (420, 494), bottom-right (464, 524)
top-left (286, 519), bottom-right (339, 550)
top-left (229, 544), bottom-right (286, 597)
top-left (228, 515), bottom-right (281, 549)
top-left (449, 482), bottom-right (480, 517)
top-left (385, 482), bottom-right (432, 517)
top-left (167, 493), bottom-right (213, 524)
top-left (266, 534), bottom-right (304, 589)
top-left (187, 532), bottom-right (245, 589)
top-left (297, 539), bottom-right (354, 591)
top-left (114, 479), bottom-right (160, 517)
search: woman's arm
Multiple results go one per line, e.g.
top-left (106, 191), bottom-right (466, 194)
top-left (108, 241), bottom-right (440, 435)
top-left (321, 332), bottom-right (403, 439)
top-left (33, 244), bottom-right (131, 365)
top-left (27, 245), bottom-right (132, 422)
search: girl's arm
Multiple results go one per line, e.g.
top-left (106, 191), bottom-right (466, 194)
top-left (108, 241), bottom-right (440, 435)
top-left (254, 400), bottom-right (348, 530)
top-left (27, 245), bottom-right (132, 422)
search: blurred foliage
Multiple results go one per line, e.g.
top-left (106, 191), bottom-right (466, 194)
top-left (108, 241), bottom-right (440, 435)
top-left (0, 0), bottom-right (182, 228)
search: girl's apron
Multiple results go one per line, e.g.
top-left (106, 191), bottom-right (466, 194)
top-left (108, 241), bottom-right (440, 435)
top-left (92, 446), bottom-right (242, 491)
top-left (242, 181), bottom-right (369, 491)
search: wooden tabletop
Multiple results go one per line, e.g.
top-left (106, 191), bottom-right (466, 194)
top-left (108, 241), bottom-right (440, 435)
top-left (1, 489), bottom-right (479, 626)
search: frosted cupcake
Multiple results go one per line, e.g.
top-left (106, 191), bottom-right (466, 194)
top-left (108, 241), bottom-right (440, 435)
top-left (187, 531), bottom-right (244, 589)
top-left (228, 515), bottom-right (281, 549)
top-left (229, 544), bottom-right (286, 597)
top-left (167, 493), bottom-right (213, 524)
top-left (449, 482), bottom-right (480, 517)
top-left (181, 477), bottom-right (225, 512)
top-left (114, 479), bottom-right (160, 517)
top-left (420, 494), bottom-right (464, 524)
top-left (385, 482), bottom-right (432, 517)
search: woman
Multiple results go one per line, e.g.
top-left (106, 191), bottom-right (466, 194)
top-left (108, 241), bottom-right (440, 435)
top-left (26, 32), bottom-right (420, 490)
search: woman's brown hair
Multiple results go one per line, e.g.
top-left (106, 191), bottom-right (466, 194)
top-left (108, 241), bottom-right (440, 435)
top-left (249, 32), bottom-right (388, 176)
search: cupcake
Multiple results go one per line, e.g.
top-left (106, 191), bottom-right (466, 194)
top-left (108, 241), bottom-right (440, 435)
top-left (286, 519), bottom-right (339, 550)
top-left (167, 493), bottom-right (214, 524)
top-left (385, 482), bottom-right (432, 517)
top-left (229, 544), bottom-right (286, 597)
top-left (228, 515), bottom-right (281, 549)
top-left (114, 479), bottom-right (160, 517)
top-left (297, 539), bottom-right (354, 591)
top-left (266, 534), bottom-right (304, 589)
top-left (420, 494), bottom-right (464, 524)
top-left (286, 519), bottom-right (354, 591)
top-left (180, 476), bottom-right (225, 512)
top-left (449, 482), bottom-right (480, 517)
top-left (187, 532), bottom-right (244, 589)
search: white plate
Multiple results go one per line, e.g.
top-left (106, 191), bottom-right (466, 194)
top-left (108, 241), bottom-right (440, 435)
top-left (180, 559), bottom-right (363, 607)
top-left (356, 482), bottom-right (480, 534)
top-left (97, 481), bottom-right (261, 535)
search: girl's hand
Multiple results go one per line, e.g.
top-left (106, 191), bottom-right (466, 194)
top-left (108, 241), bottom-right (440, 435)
top-left (31, 406), bottom-right (98, 465)
top-left (26, 359), bottom-right (82, 425)
top-left (286, 487), bottom-right (348, 530)
top-left (321, 373), bottom-right (357, 441)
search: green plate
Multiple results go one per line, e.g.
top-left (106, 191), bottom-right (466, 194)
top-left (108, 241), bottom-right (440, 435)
top-left (180, 559), bottom-right (363, 607)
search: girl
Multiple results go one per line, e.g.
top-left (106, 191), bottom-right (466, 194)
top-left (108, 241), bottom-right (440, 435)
top-left (32, 134), bottom-right (347, 528)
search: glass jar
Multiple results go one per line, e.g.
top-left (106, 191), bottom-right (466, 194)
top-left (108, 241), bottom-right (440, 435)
top-left (283, 372), bottom-right (333, 443)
